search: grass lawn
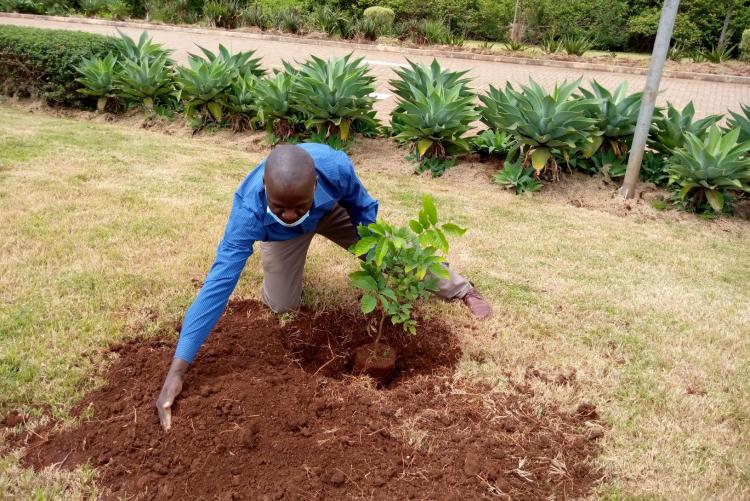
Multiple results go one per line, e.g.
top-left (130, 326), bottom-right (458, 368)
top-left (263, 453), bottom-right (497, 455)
top-left (1, 102), bottom-right (749, 499)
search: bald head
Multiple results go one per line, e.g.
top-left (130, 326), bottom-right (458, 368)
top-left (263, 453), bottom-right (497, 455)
top-left (264, 145), bottom-right (317, 225)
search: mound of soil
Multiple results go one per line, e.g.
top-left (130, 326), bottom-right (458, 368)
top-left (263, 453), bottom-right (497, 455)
top-left (16, 300), bottom-right (602, 500)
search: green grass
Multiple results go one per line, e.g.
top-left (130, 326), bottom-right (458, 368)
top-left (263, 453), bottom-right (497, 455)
top-left (1, 104), bottom-right (750, 498)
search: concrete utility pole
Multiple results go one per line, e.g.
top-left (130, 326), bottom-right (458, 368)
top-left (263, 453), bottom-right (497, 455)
top-left (620, 0), bottom-right (682, 198)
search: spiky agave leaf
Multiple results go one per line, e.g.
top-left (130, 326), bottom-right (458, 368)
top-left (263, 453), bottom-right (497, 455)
top-left (649, 101), bottom-right (724, 157)
top-left (393, 79), bottom-right (477, 160)
top-left (666, 126), bottom-right (750, 213)
top-left (291, 54), bottom-right (379, 141)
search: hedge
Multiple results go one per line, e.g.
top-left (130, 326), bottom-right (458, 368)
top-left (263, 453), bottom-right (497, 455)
top-left (0, 25), bottom-right (118, 107)
top-left (742, 28), bottom-right (750, 62)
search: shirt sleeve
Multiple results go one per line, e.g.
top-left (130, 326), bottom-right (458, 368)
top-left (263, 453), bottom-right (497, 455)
top-left (174, 193), bottom-right (260, 363)
top-left (336, 153), bottom-right (379, 230)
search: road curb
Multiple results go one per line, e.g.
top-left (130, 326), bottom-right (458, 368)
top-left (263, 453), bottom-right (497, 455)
top-left (3, 12), bottom-right (750, 85)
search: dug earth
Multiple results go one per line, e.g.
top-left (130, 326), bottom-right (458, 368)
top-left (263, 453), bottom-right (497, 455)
top-left (12, 300), bottom-right (603, 500)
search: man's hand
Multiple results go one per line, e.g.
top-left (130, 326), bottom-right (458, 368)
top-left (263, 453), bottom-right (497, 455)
top-left (156, 358), bottom-right (190, 431)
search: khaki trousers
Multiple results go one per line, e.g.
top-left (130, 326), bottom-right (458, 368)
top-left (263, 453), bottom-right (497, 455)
top-left (259, 205), bottom-right (472, 313)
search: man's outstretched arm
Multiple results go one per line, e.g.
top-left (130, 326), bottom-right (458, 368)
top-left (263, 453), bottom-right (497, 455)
top-left (157, 193), bottom-right (260, 430)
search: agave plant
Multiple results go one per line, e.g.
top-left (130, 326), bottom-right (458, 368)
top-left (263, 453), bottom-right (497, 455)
top-left (726, 104), bottom-right (750, 143)
top-left (667, 43), bottom-right (688, 62)
top-left (478, 78), bottom-right (600, 179)
top-left (75, 53), bottom-right (119, 112)
top-left (188, 44), bottom-right (265, 80)
top-left (255, 70), bottom-right (301, 141)
top-left (114, 30), bottom-right (174, 65)
top-left (579, 80), bottom-right (642, 157)
top-left (392, 78), bottom-right (477, 160)
top-left (116, 54), bottom-right (174, 111)
top-left (469, 129), bottom-right (510, 159)
top-left (591, 148), bottom-right (627, 179)
top-left (176, 57), bottom-right (234, 124)
top-left (541, 35), bottom-right (562, 54)
top-left (389, 59), bottom-right (472, 135)
top-left (504, 39), bottom-right (526, 52)
top-left (355, 17), bottom-right (381, 41)
top-left (226, 74), bottom-right (260, 132)
top-left (700, 44), bottom-right (736, 64)
top-left (493, 158), bottom-right (542, 194)
top-left (667, 126), bottom-right (750, 213)
top-left (649, 102), bottom-right (723, 157)
top-left (562, 34), bottom-right (593, 56)
top-left (640, 151), bottom-right (669, 186)
top-left (290, 54), bottom-right (378, 142)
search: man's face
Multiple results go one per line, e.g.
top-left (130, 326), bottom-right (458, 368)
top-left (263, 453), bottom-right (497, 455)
top-left (264, 177), bottom-right (316, 225)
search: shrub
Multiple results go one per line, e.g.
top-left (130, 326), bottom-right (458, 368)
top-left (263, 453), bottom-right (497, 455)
top-left (666, 126), bottom-right (750, 214)
top-left (578, 80), bottom-right (642, 157)
top-left (700, 44), bottom-right (735, 63)
top-left (411, 155), bottom-right (456, 177)
top-left (240, 3), bottom-right (268, 29)
top-left (363, 6), bottom-right (395, 28)
top-left (79, 0), bottom-right (108, 16)
top-left (470, 129), bottom-right (510, 159)
top-left (726, 104), bottom-right (750, 143)
top-left (74, 53), bottom-right (119, 112)
top-left (255, 70), bottom-right (302, 142)
top-left (203, 0), bottom-right (243, 28)
top-left (349, 194), bottom-right (465, 338)
top-left (562, 34), bottom-right (593, 56)
top-left (741, 28), bottom-right (750, 62)
top-left (627, 8), bottom-right (701, 51)
top-left (649, 102), bottom-right (723, 157)
top-left (188, 44), bottom-right (265, 80)
top-left (107, 0), bottom-right (131, 19)
top-left (270, 6), bottom-right (304, 34)
top-left (389, 59), bottom-right (476, 161)
top-left (419, 19), bottom-right (452, 45)
top-left (114, 30), bottom-right (174, 66)
top-left (176, 57), bottom-right (233, 125)
top-left (639, 151), bottom-right (669, 186)
top-left (226, 73), bottom-right (260, 132)
top-left (291, 54), bottom-right (378, 142)
top-left (0, 25), bottom-right (118, 107)
top-left (116, 54), bottom-right (174, 111)
top-left (354, 17), bottom-right (380, 41)
top-left (145, 0), bottom-right (203, 24)
top-left (310, 5), bottom-right (347, 37)
top-left (478, 78), bottom-right (600, 180)
top-left (493, 158), bottom-right (542, 194)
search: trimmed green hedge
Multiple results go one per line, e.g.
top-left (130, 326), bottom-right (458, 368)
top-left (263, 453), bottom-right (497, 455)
top-left (0, 25), bottom-right (118, 107)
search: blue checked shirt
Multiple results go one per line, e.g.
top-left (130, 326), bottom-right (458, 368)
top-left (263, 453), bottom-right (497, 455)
top-left (174, 143), bottom-right (379, 363)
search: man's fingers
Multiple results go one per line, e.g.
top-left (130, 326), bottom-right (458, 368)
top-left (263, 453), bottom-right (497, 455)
top-left (157, 400), bottom-right (172, 431)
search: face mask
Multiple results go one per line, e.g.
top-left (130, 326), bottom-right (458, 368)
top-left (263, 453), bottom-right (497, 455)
top-left (267, 205), bottom-right (310, 228)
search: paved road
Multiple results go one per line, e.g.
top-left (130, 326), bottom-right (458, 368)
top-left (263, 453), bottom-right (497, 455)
top-left (3, 15), bottom-right (749, 120)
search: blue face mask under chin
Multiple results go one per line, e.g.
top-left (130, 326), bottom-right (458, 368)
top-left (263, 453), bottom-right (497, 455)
top-left (267, 206), bottom-right (310, 228)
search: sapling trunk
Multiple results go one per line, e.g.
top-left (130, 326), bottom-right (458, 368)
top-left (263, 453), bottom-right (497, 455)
top-left (374, 310), bottom-right (387, 345)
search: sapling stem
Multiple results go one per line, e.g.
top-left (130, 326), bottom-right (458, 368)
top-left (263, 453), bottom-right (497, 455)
top-left (374, 310), bottom-right (386, 345)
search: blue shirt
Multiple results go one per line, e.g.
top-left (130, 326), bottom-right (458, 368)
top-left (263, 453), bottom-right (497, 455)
top-left (174, 143), bottom-right (379, 363)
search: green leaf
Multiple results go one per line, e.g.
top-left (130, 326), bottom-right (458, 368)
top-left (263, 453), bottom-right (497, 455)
top-left (374, 240), bottom-right (389, 267)
top-left (423, 195), bottom-right (438, 225)
top-left (349, 271), bottom-right (377, 291)
top-left (409, 220), bottom-right (423, 233)
top-left (417, 139), bottom-right (433, 157)
top-left (531, 148), bottom-right (551, 172)
top-left (353, 236), bottom-right (378, 256)
top-left (360, 295), bottom-right (377, 314)
top-left (705, 190), bottom-right (724, 213)
top-left (441, 223), bottom-right (466, 237)
top-left (428, 263), bottom-right (450, 279)
top-left (418, 210), bottom-right (430, 229)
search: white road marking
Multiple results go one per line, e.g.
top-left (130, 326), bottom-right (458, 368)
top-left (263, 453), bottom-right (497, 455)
top-left (363, 59), bottom-right (408, 68)
top-left (369, 92), bottom-right (392, 100)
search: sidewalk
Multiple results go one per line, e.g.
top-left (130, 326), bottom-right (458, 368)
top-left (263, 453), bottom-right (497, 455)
top-left (2, 13), bottom-right (749, 119)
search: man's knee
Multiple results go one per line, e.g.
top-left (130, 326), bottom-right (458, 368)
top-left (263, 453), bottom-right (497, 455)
top-left (261, 287), bottom-right (301, 313)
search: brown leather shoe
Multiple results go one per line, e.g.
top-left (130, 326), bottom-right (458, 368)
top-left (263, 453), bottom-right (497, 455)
top-left (462, 288), bottom-right (492, 319)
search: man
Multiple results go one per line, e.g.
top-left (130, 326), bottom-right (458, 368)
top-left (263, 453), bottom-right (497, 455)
top-left (156, 143), bottom-right (491, 430)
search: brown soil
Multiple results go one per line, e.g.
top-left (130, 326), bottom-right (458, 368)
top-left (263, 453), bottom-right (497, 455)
top-left (352, 342), bottom-right (397, 385)
top-left (14, 299), bottom-right (603, 500)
